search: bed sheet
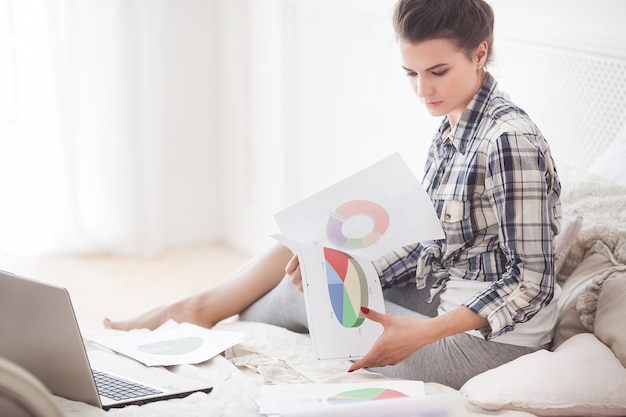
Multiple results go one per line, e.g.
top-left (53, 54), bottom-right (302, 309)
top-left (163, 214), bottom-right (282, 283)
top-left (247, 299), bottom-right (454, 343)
top-left (55, 321), bottom-right (535, 417)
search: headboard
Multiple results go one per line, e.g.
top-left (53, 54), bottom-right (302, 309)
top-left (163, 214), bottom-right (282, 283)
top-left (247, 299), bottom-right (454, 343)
top-left (494, 42), bottom-right (626, 169)
top-left (489, 0), bottom-right (626, 170)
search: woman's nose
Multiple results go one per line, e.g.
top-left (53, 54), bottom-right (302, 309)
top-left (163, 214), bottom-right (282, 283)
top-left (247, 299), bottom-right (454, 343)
top-left (416, 77), bottom-right (432, 99)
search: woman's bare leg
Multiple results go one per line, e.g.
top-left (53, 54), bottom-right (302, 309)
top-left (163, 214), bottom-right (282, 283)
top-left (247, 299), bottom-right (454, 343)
top-left (103, 242), bottom-right (292, 330)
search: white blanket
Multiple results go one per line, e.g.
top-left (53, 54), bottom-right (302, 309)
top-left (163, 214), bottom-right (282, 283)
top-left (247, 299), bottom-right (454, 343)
top-left (57, 321), bottom-right (535, 416)
top-left (558, 168), bottom-right (626, 276)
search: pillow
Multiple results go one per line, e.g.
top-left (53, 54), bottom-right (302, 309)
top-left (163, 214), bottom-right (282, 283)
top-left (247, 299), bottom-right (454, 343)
top-left (553, 240), bottom-right (618, 349)
top-left (588, 128), bottom-right (626, 187)
top-left (576, 263), bottom-right (626, 367)
top-left (554, 210), bottom-right (582, 281)
top-left (460, 333), bottom-right (626, 417)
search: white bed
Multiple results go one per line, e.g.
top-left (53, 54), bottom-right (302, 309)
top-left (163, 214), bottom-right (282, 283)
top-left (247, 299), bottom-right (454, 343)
top-left (50, 150), bottom-right (626, 416)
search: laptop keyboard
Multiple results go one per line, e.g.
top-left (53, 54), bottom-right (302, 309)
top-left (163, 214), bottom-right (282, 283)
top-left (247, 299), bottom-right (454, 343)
top-left (92, 369), bottom-right (163, 401)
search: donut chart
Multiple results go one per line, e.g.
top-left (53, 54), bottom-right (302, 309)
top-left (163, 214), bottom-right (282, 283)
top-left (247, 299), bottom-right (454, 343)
top-left (324, 247), bottom-right (368, 328)
top-left (326, 200), bottom-right (390, 250)
top-left (327, 388), bottom-right (408, 404)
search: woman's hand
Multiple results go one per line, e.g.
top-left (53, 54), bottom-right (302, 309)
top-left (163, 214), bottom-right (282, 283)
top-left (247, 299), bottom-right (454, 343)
top-left (348, 307), bottom-right (440, 373)
top-left (285, 254), bottom-right (303, 292)
top-left (348, 306), bottom-right (489, 373)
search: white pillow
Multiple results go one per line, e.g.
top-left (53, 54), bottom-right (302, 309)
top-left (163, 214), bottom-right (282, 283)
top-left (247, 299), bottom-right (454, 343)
top-left (460, 333), bottom-right (626, 417)
top-left (588, 129), bottom-right (626, 187)
top-left (554, 210), bottom-right (582, 280)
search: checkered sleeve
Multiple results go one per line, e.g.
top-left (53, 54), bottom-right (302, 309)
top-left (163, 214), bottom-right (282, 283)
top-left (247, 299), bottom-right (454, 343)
top-left (462, 131), bottom-right (557, 339)
top-left (373, 244), bottom-right (421, 289)
top-left (373, 242), bottom-right (442, 290)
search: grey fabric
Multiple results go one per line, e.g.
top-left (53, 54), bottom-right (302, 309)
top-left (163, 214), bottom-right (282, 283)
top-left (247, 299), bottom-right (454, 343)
top-left (239, 275), bottom-right (309, 333)
top-left (370, 299), bottom-right (539, 389)
top-left (239, 275), bottom-right (541, 389)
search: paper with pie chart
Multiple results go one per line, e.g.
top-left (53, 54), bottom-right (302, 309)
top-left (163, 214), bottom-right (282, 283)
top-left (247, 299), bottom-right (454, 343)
top-left (274, 152), bottom-right (444, 261)
top-left (256, 380), bottom-right (427, 416)
top-left (274, 235), bottom-right (385, 360)
top-left (257, 380), bottom-right (467, 417)
top-left (273, 153), bottom-right (443, 360)
top-left (88, 320), bottom-right (246, 366)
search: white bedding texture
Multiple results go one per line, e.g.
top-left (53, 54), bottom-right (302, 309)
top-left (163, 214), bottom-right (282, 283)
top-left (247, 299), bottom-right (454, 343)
top-left (49, 163), bottom-right (626, 417)
top-left (53, 321), bottom-right (535, 417)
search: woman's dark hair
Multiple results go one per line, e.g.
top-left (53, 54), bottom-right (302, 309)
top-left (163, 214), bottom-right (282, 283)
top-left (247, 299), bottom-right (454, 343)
top-left (393, 0), bottom-right (494, 64)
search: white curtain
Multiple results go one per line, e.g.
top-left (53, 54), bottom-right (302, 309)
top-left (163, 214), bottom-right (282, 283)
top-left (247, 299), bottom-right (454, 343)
top-left (0, 0), bottom-right (219, 257)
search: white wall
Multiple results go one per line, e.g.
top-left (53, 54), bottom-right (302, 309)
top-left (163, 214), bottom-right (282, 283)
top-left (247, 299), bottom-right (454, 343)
top-left (489, 0), bottom-right (626, 169)
top-left (291, 0), bottom-right (439, 193)
top-left (217, 0), bottom-right (440, 254)
top-left (215, 0), bottom-right (292, 253)
top-left (0, 0), bottom-right (222, 256)
top-left (148, 0), bottom-right (221, 249)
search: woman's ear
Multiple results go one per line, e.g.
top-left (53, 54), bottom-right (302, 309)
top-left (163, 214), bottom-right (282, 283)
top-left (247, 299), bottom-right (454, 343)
top-left (475, 41), bottom-right (488, 69)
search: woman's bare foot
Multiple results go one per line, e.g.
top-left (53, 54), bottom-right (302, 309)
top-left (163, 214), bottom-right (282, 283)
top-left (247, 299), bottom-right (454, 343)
top-left (103, 296), bottom-right (218, 331)
top-left (103, 305), bottom-right (172, 331)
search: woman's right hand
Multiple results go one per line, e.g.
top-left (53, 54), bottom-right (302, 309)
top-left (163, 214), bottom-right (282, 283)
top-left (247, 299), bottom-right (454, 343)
top-left (285, 254), bottom-right (303, 292)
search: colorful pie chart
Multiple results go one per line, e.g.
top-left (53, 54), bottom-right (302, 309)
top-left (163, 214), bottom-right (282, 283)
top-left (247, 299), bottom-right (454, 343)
top-left (324, 247), bottom-right (368, 328)
top-left (327, 387), bottom-right (408, 404)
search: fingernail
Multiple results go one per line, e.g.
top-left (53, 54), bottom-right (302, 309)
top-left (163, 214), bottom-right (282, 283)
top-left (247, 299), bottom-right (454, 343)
top-left (360, 306), bottom-right (370, 314)
top-left (348, 369), bottom-right (354, 373)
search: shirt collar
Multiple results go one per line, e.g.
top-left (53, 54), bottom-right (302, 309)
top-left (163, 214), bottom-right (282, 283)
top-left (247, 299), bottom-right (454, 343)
top-left (435, 72), bottom-right (497, 154)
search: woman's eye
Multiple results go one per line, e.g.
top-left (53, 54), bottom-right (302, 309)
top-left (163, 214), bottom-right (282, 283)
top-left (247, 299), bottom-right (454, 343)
top-left (405, 71), bottom-right (418, 78)
top-left (432, 69), bottom-right (449, 77)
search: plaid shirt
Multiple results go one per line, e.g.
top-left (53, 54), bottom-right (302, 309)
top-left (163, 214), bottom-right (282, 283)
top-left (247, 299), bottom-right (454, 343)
top-left (375, 73), bottom-right (562, 340)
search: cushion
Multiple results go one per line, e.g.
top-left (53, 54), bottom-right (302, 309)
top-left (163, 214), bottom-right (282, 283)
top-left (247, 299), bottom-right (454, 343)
top-left (553, 241), bottom-right (617, 349)
top-left (460, 333), bottom-right (626, 417)
top-left (588, 127), bottom-right (626, 187)
top-left (554, 210), bottom-right (582, 281)
top-left (0, 356), bottom-right (65, 417)
top-left (576, 263), bottom-right (626, 367)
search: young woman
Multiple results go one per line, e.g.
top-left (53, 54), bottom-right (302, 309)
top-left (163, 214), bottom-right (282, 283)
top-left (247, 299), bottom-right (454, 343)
top-left (105, 0), bottom-right (561, 389)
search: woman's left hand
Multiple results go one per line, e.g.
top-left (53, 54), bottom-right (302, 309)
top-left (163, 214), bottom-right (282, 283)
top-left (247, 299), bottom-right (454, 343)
top-left (348, 305), bottom-right (488, 373)
top-left (348, 307), bottom-right (437, 373)
top-left (285, 254), bottom-right (303, 292)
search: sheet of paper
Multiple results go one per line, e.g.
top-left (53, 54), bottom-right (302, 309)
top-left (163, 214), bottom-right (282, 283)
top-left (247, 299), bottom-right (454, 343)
top-left (279, 394), bottom-right (465, 417)
top-left (256, 380), bottom-right (427, 416)
top-left (274, 235), bottom-right (385, 360)
top-left (88, 320), bottom-right (245, 366)
top-left (274, 152), bottom-right (444, 260)
top-left (273, 153), bottom-right (444, 360)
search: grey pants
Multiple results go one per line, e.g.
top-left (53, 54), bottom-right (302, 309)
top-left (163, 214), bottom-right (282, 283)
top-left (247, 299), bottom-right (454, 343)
top-left (239, 275), bottom-right (541, 389)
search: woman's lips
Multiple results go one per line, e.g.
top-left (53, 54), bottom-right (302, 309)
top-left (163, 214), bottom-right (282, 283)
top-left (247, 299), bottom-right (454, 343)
top-left (425, 101), bottom-right (442, 110)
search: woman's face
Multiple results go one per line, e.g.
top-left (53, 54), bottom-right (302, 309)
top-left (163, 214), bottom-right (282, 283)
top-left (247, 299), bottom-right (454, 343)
top-left (399, 38), bottom-right (487, 128)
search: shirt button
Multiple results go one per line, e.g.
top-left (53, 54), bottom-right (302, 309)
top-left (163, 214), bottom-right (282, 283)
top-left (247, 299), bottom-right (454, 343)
top-left (519, 284), bottom-right (527, 292)
top-left (444, 213), bottom-right (451, 221)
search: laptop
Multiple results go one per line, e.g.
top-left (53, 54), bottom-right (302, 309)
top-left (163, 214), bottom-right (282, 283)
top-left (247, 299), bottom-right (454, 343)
top-left (0, 269), bottom-right (213, 410)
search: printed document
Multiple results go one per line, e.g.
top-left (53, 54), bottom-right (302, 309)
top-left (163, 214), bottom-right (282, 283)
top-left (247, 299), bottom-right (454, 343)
top-left (274, 153), bottom-right (444, 360)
